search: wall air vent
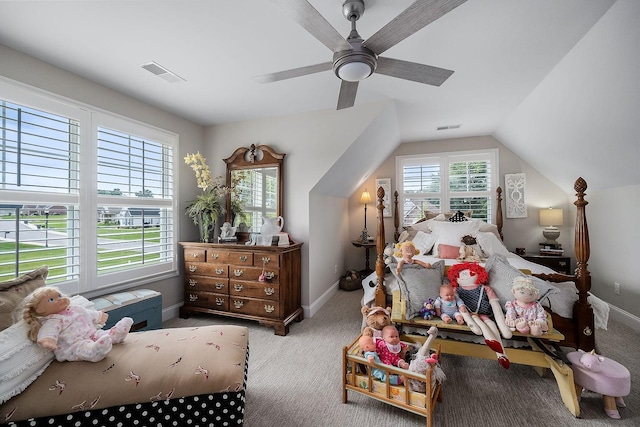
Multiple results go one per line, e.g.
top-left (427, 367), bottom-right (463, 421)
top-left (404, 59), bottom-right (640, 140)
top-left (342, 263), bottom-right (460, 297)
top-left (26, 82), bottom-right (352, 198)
top-left (436, 124), bottom-right (462, 131)
top-left (141, 61), bottom-right (185, 83)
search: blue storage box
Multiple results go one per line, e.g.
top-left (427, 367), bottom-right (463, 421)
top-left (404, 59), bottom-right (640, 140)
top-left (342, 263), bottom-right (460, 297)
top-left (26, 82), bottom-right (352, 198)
top-left (92, 289), bottom-right (162, 331)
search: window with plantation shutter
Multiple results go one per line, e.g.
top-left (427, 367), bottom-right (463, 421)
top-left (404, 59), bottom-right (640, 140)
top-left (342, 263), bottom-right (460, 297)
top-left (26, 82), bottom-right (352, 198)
top-left (0, 80), bottom-right (178, 295)
top-left (396, 149), bottom-right (498, 227)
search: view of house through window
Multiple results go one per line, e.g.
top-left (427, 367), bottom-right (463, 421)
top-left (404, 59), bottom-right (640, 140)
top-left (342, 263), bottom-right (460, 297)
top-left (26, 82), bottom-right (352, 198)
top-left (0, 84), bottom-right (177, 293)
top-left (396, 149), bottom-right (498, 227)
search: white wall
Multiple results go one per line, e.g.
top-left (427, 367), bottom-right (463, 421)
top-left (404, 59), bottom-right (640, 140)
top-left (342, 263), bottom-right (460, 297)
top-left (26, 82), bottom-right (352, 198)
top-left (0, 44), bottom-right (205, 315)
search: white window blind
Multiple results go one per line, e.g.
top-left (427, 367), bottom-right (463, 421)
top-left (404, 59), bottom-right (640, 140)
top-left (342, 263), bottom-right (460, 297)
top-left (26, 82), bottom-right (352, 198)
top-left (0, 80), bottom-right (178, 294)
top-left (396, 149), bottom-right (498, 227)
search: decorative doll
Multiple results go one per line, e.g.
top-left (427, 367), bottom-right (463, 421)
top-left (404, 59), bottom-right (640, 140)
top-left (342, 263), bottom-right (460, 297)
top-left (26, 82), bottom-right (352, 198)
top-left (434, 284), bottom-right (466, 325)
top-left (395, 241), bottom-right (432, 273)
top-left (359, 335), bottom-right (403, 385)
top-left (23, 286), bottom-right (133, 362)
top-left (375, 325), bottom-right (409, 369)
top-left (420, 298), bottom-right (437, 320)
top-left (448, 262), bottom-right (513, 369)
top-left (408, 327), bottom-right (446, 392)
top-left (504, 276), bottom-right (548, 336)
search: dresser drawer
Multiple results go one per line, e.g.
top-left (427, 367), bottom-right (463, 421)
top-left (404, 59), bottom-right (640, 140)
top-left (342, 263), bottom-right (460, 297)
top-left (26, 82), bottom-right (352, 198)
top-left (229, 297), bottom-right (280, 319)
top-left (186, 291), bottom-right (228, 310)
top-left (185, 262), bottom-right (228, 277)
top-left (229, 266), bottom-right (279, 283)
top-left (183, 248), bottom-right (206, 262)
top-left (254, 252), bottom-right (280, 268)
top-left (229, 280), bottom-right (280, 301)
top-left (185, 275), bottom-right (228, 294)
top-left (206, 249), bottom-right (254, 266)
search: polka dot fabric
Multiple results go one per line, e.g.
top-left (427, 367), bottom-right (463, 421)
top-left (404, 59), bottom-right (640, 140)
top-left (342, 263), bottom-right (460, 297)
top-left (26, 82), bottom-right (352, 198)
top-left (6, 347), bottom-right (248, 427)
top-left (448, 210), bottom-right (468, 222)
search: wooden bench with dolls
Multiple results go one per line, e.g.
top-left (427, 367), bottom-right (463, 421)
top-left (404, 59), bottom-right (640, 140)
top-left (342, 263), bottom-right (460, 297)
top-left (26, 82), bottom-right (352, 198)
top-left (358, 178), bottom-right (610, 418)
top-left (342, 319), bottom-right (445, 427)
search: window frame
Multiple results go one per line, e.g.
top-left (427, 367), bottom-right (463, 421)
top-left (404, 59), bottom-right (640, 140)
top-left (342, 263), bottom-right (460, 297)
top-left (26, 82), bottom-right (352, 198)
top-left (0, 77), bottom-right (179, 296)
top-left (395, 149), bottom-right (499, 227)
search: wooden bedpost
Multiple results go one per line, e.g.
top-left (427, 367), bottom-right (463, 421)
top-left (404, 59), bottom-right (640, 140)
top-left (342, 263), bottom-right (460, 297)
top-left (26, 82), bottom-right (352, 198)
top-left (374, 186), bottom-right (387, 307)
top-left (393, 191), bottom-right (400, 243)
top-left (573, 177), bottom-right (595, 350)
top-left (496, 186), bottom-right (503, 241)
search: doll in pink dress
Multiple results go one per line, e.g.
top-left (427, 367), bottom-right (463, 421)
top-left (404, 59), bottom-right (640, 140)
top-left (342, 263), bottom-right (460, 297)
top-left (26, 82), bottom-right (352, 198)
top-left (504, 277), bottom-right (548, 336)
top-left (375, 325), bottom-right (409, 369)
top-left (23, 286), bottom-right (133, 362)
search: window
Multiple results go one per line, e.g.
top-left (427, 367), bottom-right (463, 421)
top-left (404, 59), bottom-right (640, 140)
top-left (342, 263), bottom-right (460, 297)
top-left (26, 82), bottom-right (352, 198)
top-left (0, 80), bottom-right (177, 295)
top-left (396, 149), bottom-right (498, 227)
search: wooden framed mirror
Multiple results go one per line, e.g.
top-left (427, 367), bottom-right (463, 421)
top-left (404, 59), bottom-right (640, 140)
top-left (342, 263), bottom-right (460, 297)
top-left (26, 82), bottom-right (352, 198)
top-left (224, 144), bottom-right (285, 234)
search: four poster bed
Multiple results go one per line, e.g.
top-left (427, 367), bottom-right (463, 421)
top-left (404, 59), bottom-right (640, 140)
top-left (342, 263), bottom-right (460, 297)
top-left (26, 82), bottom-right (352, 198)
top-left (360, 177), bottom-right (606, 417)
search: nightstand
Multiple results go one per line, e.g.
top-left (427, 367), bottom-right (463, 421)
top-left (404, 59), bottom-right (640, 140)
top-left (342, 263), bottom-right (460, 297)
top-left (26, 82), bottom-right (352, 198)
top-left (522, 254), bottom-right (571, 275)
top-left (352, 239), bottom-right (376, 275)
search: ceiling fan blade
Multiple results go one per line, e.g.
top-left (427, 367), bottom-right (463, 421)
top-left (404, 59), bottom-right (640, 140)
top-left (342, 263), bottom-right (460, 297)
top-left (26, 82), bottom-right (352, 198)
top-left (270, 0), bottom-right (352, 52)
top-left (337, 80), bottom-right (359, 110)
top-left (363, 0), bottom-right (467, 55)
top-left (375, 56), bottom-right (454, 86)
top-left (253, 62), bottom-right (333, 84)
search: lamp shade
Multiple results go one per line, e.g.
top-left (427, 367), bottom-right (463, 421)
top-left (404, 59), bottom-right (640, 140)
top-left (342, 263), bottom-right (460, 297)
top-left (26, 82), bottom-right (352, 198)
top-left (539, 208), bottom-right (563, 226)
top-left (359, 189), bottom-right (372, 205)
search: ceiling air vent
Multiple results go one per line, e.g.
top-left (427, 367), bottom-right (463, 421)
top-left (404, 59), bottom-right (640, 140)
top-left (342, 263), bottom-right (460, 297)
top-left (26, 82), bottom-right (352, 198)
top-left (141, 61), bottom-right (185, 83)
top-left (436, 124), bottom-right (462, 131)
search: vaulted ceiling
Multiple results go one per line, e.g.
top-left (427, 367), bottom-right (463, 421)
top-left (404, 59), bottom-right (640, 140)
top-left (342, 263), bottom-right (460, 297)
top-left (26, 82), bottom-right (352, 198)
top-left (1, 0), bottom-right (637, 191)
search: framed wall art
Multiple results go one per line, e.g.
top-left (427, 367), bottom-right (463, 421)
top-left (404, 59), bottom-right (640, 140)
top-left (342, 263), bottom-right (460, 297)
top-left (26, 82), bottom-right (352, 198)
top-left (375, 178), bottom-right (392, 217)
top-left (505, 173), bottom-right (527, 218)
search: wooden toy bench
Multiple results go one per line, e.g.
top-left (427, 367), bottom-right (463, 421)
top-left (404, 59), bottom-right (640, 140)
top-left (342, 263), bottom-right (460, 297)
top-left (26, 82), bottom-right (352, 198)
top-left (391, 289), bottom-right (580, 417)
top-left (342, 334), bottom-right (443, 427)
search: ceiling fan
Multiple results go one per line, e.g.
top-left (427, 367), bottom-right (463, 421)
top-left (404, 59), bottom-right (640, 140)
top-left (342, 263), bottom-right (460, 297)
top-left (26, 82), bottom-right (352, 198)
top-left (254, 0), bottom-right (467, 110)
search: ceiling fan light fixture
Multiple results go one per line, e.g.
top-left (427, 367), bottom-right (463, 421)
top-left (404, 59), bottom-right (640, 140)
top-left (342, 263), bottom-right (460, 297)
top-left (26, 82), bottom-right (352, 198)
top-left (333, 44), bottom-right (376, 82)
top-left (337, 61), bottom-right (372, 82)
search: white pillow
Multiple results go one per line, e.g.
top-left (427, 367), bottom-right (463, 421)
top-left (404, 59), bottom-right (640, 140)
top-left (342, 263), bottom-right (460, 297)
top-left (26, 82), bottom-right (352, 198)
top-left (411, 231), bottom-right (437, 255)
top-left (476, 231), bottom-right (510, 257)
top-left (0, 320), bottom-right (54, 404)
top-left (429, 220), bottom-right (481, 257)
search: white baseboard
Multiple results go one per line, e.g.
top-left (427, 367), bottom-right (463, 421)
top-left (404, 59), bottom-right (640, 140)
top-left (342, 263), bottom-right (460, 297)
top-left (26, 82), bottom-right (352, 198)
top-left (162, 303), bottom-right (182, 323)
top-left (303, 281), bottom-right (340, 319)
top-left (608, 303), bottom-right (640, 330)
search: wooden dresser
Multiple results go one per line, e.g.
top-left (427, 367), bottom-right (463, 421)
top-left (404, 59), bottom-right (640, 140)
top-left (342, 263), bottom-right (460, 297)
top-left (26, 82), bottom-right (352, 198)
top-left (178, 242), bottom-right (303, 335)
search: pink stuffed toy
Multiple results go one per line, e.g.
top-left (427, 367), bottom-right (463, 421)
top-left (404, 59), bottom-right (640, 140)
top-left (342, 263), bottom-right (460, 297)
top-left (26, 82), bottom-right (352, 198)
top-left (23, 286), bottom-right (133, 362)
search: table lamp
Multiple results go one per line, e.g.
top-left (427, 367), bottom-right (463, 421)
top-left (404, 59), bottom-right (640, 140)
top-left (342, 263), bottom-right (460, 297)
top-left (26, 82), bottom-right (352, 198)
top-left (539, 208), bottom-right (563, 244)
top-left (359, 189), bottom-right (372, 242)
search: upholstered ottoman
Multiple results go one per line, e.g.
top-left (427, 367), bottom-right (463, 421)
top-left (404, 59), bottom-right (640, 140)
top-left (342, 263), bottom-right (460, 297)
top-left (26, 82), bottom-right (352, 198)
top-left (567, 351), bottom-right (631, 419)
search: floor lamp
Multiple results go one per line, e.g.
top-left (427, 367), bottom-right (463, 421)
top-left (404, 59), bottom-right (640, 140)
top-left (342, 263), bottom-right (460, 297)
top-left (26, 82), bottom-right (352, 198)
top-left (359, 189), bottom-right (372, 242)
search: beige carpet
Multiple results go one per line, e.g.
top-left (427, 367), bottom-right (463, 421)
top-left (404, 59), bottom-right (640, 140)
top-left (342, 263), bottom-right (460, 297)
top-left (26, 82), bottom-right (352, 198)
top-left (164, 289), bottom-right (639, 426)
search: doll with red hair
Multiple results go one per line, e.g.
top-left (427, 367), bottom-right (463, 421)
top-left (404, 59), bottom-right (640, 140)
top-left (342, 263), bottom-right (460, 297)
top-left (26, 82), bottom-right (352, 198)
top-left (448, 262), bottom-right (512, 369)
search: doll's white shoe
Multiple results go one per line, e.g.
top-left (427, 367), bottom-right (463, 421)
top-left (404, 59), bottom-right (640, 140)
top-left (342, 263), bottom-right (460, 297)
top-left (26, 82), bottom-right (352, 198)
top-left (110, 317), bottom-right (134, 343)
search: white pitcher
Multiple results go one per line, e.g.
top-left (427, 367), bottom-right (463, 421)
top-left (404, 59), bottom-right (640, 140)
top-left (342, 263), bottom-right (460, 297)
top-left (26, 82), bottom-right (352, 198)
top-left (260, 216), bottom-right (284, 235)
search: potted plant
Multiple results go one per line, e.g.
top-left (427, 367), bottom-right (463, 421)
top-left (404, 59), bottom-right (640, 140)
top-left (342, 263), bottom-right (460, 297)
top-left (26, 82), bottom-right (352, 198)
top-left (184, 152), bottom-right (243, 242)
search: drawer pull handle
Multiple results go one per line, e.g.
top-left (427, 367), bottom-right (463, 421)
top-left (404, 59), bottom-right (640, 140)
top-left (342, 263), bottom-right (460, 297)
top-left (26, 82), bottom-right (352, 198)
top-left (265, 272), bottom-right (275, 280)
top-left (213, 253), bottom-right (219, 259)
top-left (191, 252), bottom-right (199, 258)
top-left (234, 269), bottom-right (244, 277)
top-left (189, 265), bottom-right (197, 273)
top-left (189, 293), bottom-right (198, 302)
top-left (264, 305), bottom-right (275, 313)
top-left (215, 298), bottom-right (225, 306)
top-left (215, 268), bottom-right (224, 275)
top-left (261, 256), bottom-right (271, 264)
top-left (233, 300), bottom-right (244, 309)
top-left (239, 256), bottom-right (248, 262)
top-left (234, 284), bottom-right (244, 292)
top-left (188, 278), bottom-right (197, 287)
top-left (264, 287), bottom-right (275, 296)
top-left (583, 326), bottom-right (593, 336)
top-left (215, 283), bottom-right (224, 290)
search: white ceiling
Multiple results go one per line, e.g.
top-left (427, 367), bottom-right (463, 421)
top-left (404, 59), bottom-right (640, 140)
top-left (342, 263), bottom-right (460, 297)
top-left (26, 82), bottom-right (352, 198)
top-left (2, 0), bottom-right (637, 191)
